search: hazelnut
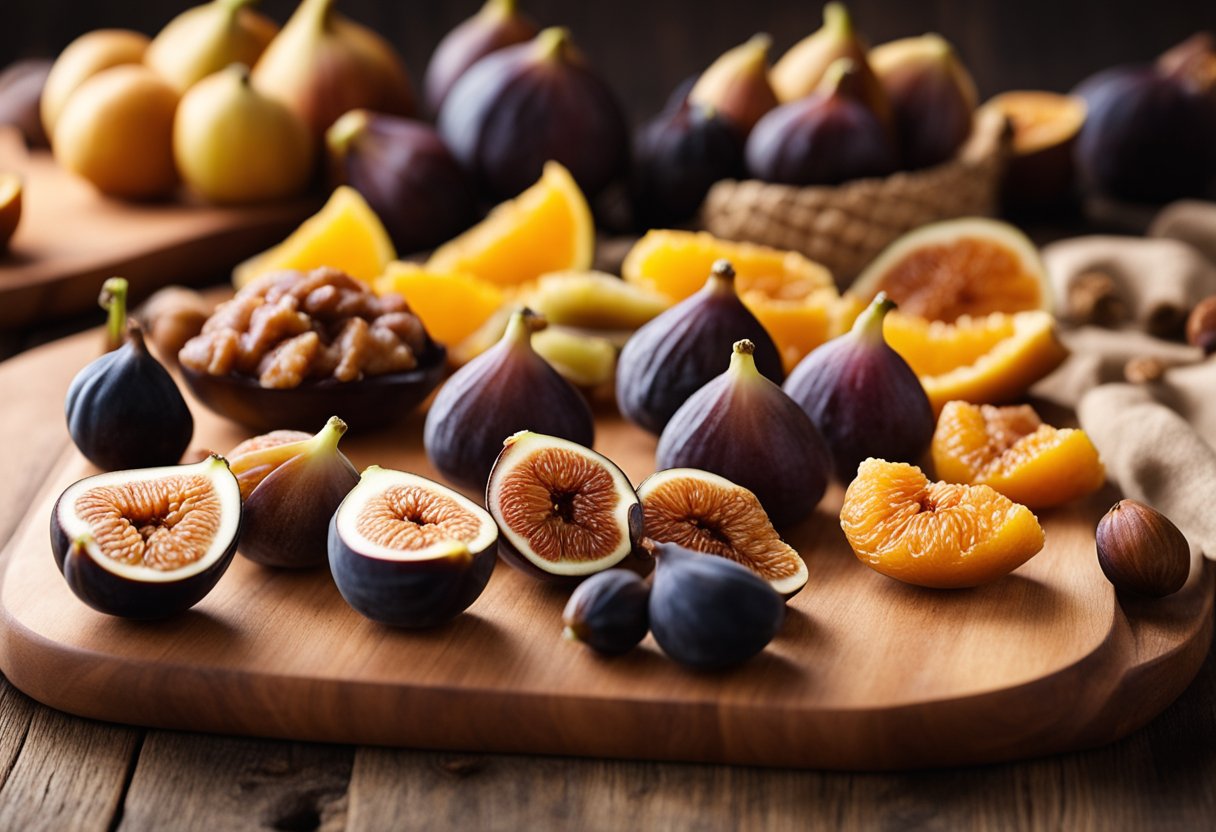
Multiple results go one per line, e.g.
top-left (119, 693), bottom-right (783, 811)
top-left (1095, 500), bottom-right (1190, 597)
top-left (1122, 356), bottom-right (1167, 385)
top-left (1186, 295), bottom-right (1216, 355)
top-left (1067, 271), bottom-right (1128, 328)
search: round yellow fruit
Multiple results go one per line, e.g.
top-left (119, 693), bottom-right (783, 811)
top-left (41, 29), bottom-right (150, 139)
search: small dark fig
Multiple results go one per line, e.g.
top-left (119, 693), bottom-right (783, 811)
top-left (870, 34), bottom-right (977, 170)
top-left (226, 416), bottom-right (358, 568)
top-left (326, 109), bottom-right (476, 254)
top-left (486, 431), bottom-right (645, 583)
top-left (616, 260), bottom-right (783, 435)
top-left (424, 308), bottom-right (594, 491)
top-left (50, 454), bottom-right (242, 619)
top-left (1095, 500), bottom-right (1190, 598)
top-left (745, 58), bottom-right (898, 186)
top-left (688, 34), bottom-right (780, 134)
top-left (562, 569), bottom-right (650, 656)
top-left (1073, 38), bottom-right (1216, 203)
top-left (65, 278), bottom-right (194, 472)
top-left (630, 99), bottom-right (745, 228)
top-left (646, 539), bottom-right (784, 671)
top-left (0, 58), bottom-right (52, 147)
top-left (656, 340), bottom-right (830, 528)
top-left (329, 466), bottom-right (499, 628)
top-left (784, 293), bottom-right (934, 483)
top-left (438, 26), bottom-right (629, 199)
top-left (423, 0), bottom-right (539, 117)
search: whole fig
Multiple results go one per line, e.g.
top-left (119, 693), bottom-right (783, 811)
top-left (688, 34), bottom-right (779, 134)
top-left (326, 110), bottom-right (476, 253)
top-left (424, 0), bottom-right (539, 116)
top-left (657, 340), bottom-right (829, 528)
top-left (438, 27), bottom-right (629, 199)
top-left (784, 293), bottom-right (934, 483)
top-left (630, 98), bottom-right (745, 228)
top-left (563, 569), bottom-right (650, 656)
top-left (145, 0), bottom-right (279, 93)
top-left (746, 58), bottom-right (897, 186)
top-left (616, 259), bottom-right (784, 435)
top-left (424, 308), bottom-right (594, 491)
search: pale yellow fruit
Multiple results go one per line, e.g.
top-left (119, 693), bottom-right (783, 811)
top-left (41, 29), bottom-right (149, 139)
top-left (54, 65), bottom-right (179, 200)
top-left (174, 64), bottom-right (314, 204)
top-left (145, 0), bottom-right (279, 93)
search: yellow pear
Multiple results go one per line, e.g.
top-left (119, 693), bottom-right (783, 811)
top-left (174, 64), bottom-right (314, 204)
top-left (41, 29), bottom-right (150, 139)
top-left (54, 65), bottom-right (179, 200)
top-left (145, 0), bottom-right (279, 93)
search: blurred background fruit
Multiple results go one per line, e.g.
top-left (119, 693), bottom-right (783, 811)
top-left (981, 90), bottom-right (1086, 210)
top-left (771, 2), bottom-right (885, 119)
top-left (0, 172), bottom-right (22, 251)
top-left (423, 0), bottom-right (537, 117)
top-left (40, 28), bottom-right (149, 139)
top-left (688, 34), bottom-right (778, 134)
top-left (0, 59), bottom-right (52, 147)
top-left (145, 0), bottom-right (278, 93)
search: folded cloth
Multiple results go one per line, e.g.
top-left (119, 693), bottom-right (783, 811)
top-left (1149, 199), bottom-right (1216, 267)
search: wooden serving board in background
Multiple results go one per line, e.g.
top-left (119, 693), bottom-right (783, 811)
top-left (0, 128), bottom-right (316, 328)
top-left (0, 333), bottom-right (1212, 770)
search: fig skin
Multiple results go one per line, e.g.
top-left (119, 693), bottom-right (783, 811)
top-left (784, 294), bottom-right (934, 483)
top-left (425, 309), bottom-right (594, 491)
top-left (145, 0), bottom-right (279, 93)
top-left (0, 59), bottom-right (52, 147)
top-left (688, 34), bottom-right (780, 134)
top-left (438, 26), bottom-right (629, 199)
top-left (647, 540), bottom-right (784, 671)
top-left (326, 110), bottom-right (476, 254)
top-left (50, 455), bottom-right (242, 620)
top-left (630, 98), bottom-right (745, 228)
top-left (616, 260), bottom-right (784, 436)
top-left (746, 58), bottom-right (897, 186)
top-left (423, 0), bottom-right (539, 117)
top-left (563, 569), bottom-right (650, 656)
top-left (656, 340), bottom-right (830, 528)
top-left (66, 279), bottom-right (194, 472)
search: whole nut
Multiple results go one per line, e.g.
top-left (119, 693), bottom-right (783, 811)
top-left (1095, 499), bottom-right (1190, 597)
top-left (1186, 295), bottom-right (1216, 355)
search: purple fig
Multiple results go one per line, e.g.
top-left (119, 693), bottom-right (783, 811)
top-left (616, 259), bottom-right (784, 435)
top-left (630, 99), bottom-right (745, 228)
top-left (0, 59), bottom-right (52, 147)
top-left (745, 58), bottom-right (897, 186)
top-left (783, 293), bottom-right (934, 483)
top-left (423, 0), bottom-right (539, 117)
top-left (688, 34), bottom-right (780, 134)
top-left (326, 109), bottom-right (475, 254)
top-left (657, 340), bottom-right (830, 528)
top-left (563, 569), bottom-right (650, 656)
top-left (424, 308), bottom-right (594, 491)
top-left (438, 27), bottom-right (629, 199)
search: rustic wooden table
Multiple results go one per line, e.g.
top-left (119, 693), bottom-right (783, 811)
top-left (0, 328), bottom-right (1214, 831)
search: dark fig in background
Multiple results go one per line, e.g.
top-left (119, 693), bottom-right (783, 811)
top-left (646, 539), bottom-right (785, 671)
top-left (438, 26), bottom-right (629, 199)
top-left (144, 0), bottom-right (279, 93)
top-left (784, 293), bottom-right (934, 483)
top-left (563, 569), bottom-right (650, 656)
top-left (630, 99), bottom-right (745, 228)
top-left (870, 34), bottom-right (977, 170)
top-left (1073, 35), bottom-right (1216, 203)
top-left (688, 34), bottom-right (779, 134)
top-left (327, 109), bottom-right (476, 253)
top-left (0, 59), bottom-right (52, 147)
top-left (656, 340), bottom-right (830, 528)
top-left (616, 259), bottom-right (783, 435)
top-left (65, 278), bottom-right (194, 472)
top-left (423, 0), bottom-right (538, 117)
top-left (424, 308), bottom-right (594, 491)
top-left (746, 58), bottom-right (897, 186)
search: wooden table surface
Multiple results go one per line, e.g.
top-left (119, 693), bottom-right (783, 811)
top-left (1, 330), bottom-right (1215, 831)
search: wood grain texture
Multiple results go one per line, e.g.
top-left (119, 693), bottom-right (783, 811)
top-left (0, 333), bottom-right (1211, 771)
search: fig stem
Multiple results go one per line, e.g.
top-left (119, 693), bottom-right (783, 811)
top-left (820, 57), bottom-right (859, 96)
top-left (326, 109), bottom-right (370, 156)
top-left (502, 308), bottom-right (545, 349)
top-left (482, 0), bottom-right (518, 17)
top-left (218, 0), bottom-right (260, 16)
top-left (852, 292), bottom-right (896, 341)
top-left (100, 277), bottom-right (129, 352)
top-left (741, 33), bottom-right (773, 65)
top-left (534, 27), bottom-right (571, 61)
top-left (824, 2), bottom-right (853, 36)
top-left (314, 415), bottom-right (349, 451)
top-left (729, 339), bottom-right (762, 378)
top-left (296, 0), bottom-right (337, 29)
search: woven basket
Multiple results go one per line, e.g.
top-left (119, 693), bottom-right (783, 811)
top-left (699, 107), bottom-right (1010, 284)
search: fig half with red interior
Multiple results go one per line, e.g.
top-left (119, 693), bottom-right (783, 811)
top-left (50, 454), bottom-right (242, 619)
top-left (486, 431), bottom-right (644, 583)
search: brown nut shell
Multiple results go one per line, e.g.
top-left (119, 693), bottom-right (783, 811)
top-left (1095, 499), bottom-right (1190, 598)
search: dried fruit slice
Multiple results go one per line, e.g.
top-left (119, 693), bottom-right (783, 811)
top-left (531, 327), bottom-right (617, 389)
top-left (373, 261), bottom-right (505, 348)
top-left (50, 454), bottom-right (242, 618)
top-left (931, 401), bottom-right (1105, 509)
top-left (329, 466), bottom-right (499, 628)
top-left (883, 310), bottom-right (1068, 413)
top-left (426, 161), bottom-right (594, 287)
top-left (0, 172), bottom-right (22, 251)
top-left (232, 186), bottom-right (396, 288)
top-left (840, 458), bottom-right (1045, 589)
top-left (637, 468), bottom-right (808, 597)
top-left (847, 218), bottom-right (1052, 320)
top-left (486, 431), bottom-right (643, 581)
top-left (522, 271), bottom-right (670, 332)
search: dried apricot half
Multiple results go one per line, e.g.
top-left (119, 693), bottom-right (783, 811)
top-left (932, 401), bottom-right (1105, 509)
top-left (840, 458), bottom-right (1045, 588)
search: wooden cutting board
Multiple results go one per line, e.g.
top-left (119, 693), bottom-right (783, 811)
top-left (0, 332), bottom-right (1211, 771)
top-left (0, 128), bottom-right (316, 328)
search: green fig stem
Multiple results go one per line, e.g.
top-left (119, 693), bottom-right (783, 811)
top-left (482, 0), bottom-right (518, 18)
top-left (562, 625), bottom-right (581, 643)
top-left (823, 2), bottom-right (853, 36)
top-left (296, 0), bottom-right (337, 29)
top-left (218, 0), bottom-right (260, 17)
top-left (502, 308), bottom-right (546, 349)
top-left (706, 259), bottom-right (739, 297)
top-left (852, 292), bottom-right (896, 341)
top-left (100, 277), bottom-right (129, 352)
top-left (312, 415), bottom-right (349, 453)
top-left (326, 109), bottom-right (370, 156)
top-left (535, 27), bottom-right (572, 62)
top-left (729, 339), bottom-right (762, 378)
top-left (819, 57), bottom-right (858, 97)
top-left (740, 33), bottom-right (773, 67)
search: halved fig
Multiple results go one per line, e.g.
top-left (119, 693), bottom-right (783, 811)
top-left (636, 468), bottom-right (808, 598)
top-left (50, 454), bottom-right (242, 619)
top-left (486, 431), bottom-right (645, 583)
top-left (329, 466), bottom-right (499, 628)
